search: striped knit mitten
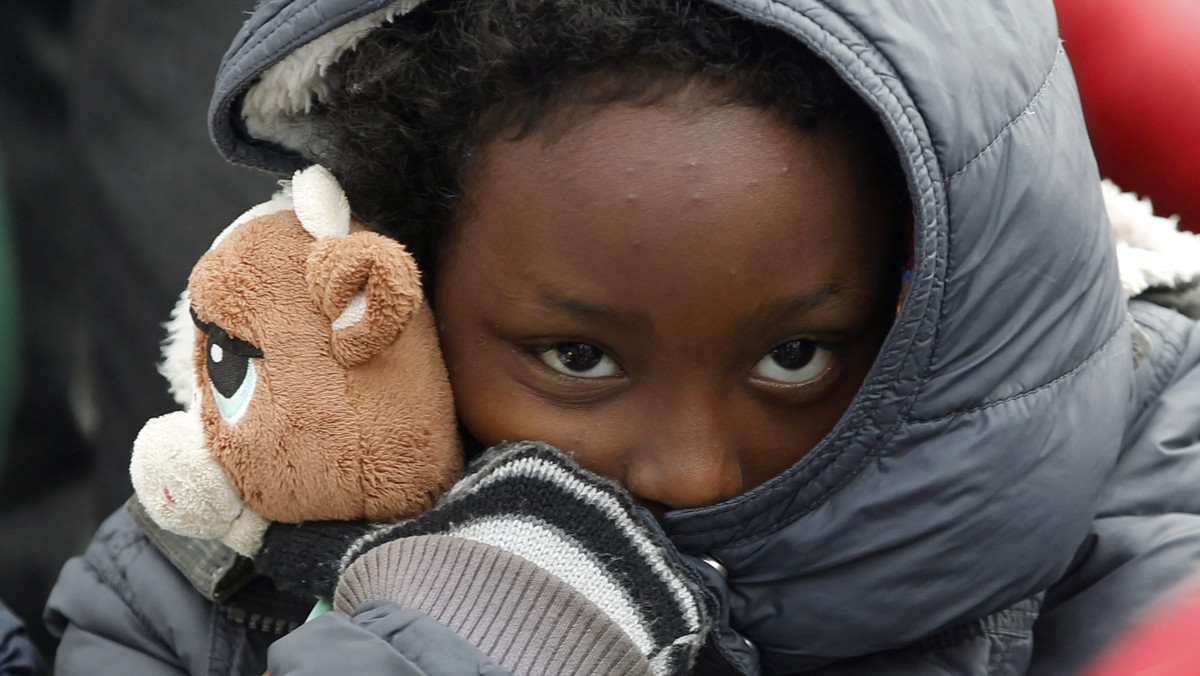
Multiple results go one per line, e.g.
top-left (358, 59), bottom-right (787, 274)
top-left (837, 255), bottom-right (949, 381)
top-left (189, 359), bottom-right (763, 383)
top-left (257, 441), bottom-right (713, 676)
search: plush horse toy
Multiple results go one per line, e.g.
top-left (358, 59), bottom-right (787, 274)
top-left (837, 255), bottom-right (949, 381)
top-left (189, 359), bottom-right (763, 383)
top-left (129, 165), bottom-right (462, 557)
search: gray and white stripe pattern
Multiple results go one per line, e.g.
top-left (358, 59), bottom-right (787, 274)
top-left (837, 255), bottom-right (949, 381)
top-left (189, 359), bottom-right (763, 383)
top-left (259, 441), bottom-right (713, 675)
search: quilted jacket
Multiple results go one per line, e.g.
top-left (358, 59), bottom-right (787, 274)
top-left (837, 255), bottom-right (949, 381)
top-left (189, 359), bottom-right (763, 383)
top-left (47, 1), bottom-right (1200, 674)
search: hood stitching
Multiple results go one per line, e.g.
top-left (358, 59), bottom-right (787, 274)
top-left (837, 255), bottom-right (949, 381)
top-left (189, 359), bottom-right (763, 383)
top-left (938, 46), bottom-right (1063, 289)
top-left (227, 0), bottom-right (298, 56)
top-left (927, 45), bottom-right (1097, 399)
top-left (237, 1), bottom-right (361, 74)
top-left (720, 326), bottom-right (1127, 552)
top-left (905, 319), bottom-right (1126, 425)
top-left (757, 319), bottom-right (1126, 554)
top-left (948, 46), bottom-right (1065, 181)
top-left (232, 0), bottom-right (326, 81)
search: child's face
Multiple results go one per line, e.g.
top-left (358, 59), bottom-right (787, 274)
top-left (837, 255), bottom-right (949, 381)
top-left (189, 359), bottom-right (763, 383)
top-left (435, 94), bottom-right (902, 516)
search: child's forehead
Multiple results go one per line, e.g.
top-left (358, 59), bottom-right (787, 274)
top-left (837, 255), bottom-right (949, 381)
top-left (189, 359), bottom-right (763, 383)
top-left (441, 98), bottom-right (900, 311)
top-left (466, 96), bottom-right (885, 229)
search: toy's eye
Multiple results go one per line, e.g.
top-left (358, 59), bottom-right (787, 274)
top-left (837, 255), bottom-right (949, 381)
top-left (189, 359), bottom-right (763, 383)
top-left (752, 339), bottom-right (833, 385)
top-left (202, 325), bottom-right (263, 425)
top-left (537, 342), bottom-right (620, 378)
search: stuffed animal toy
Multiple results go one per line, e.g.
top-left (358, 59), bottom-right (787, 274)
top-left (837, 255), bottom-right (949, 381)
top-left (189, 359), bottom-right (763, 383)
top-left (129, 165), bottom-right (462, 557)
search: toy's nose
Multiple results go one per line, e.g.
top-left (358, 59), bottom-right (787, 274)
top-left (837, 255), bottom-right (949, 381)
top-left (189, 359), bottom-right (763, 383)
top-left (163, 486), bottom-right (176, 504)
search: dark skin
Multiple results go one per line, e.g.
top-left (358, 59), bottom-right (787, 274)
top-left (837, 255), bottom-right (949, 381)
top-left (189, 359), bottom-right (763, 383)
top-left (435, 86), bottom-right (904, 517)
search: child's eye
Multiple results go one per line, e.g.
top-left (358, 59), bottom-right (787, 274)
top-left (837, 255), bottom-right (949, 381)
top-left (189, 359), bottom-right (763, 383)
top-left (753, 339), bottom-right (833, 385)
top-left (537, 342), bottom-right (621, 378)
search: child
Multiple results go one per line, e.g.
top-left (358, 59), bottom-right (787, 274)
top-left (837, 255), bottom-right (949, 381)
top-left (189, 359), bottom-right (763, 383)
top-left (46, 0), bottom-right (1200, 674)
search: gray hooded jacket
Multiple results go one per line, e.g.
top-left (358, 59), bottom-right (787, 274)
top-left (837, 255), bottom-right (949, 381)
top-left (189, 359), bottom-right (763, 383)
top-left (47, 0), bottom-right (1200, 674)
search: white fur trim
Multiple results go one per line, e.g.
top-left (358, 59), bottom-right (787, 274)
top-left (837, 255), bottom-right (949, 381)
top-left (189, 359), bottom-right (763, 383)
top-left (292, 165), bottom-right (351, 239)
top-left (332, 290), bottom-right (368, 330)
top-left (159, 290), bottom-right (197, 409)
top-left (241, 0), bottom-right (424, 154)
top-left (211, 186), bottom-right (296, 250)
top-left (1104, 180), bottom-right (1200, 297)
top-left (130, 410), bottom-right (253, 541)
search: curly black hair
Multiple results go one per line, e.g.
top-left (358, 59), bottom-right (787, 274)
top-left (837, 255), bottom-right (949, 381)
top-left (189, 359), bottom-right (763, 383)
top-left (305, 0), bottom-right (900, 283)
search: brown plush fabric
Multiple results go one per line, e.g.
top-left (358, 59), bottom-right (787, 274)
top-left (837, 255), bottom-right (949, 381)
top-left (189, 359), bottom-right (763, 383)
top-left (306, 232), bottom-right (420, 368)
top-left (187, 211), bottom-right (461, 523)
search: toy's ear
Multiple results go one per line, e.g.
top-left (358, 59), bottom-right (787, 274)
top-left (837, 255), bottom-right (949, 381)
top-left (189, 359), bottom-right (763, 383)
top-left (306, 230), bottom-right (424, 368)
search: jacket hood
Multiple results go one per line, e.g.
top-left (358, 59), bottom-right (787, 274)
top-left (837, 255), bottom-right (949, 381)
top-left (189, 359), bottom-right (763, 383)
top-left (211, 1), bottom-right (1132, 672)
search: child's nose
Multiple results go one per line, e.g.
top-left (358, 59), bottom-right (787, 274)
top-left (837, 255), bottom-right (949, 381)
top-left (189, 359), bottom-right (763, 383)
top-left (623, 398), bottom-right (744, 512)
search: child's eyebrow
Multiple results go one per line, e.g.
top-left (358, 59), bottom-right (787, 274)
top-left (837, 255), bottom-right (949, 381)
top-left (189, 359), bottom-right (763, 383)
top-left (749, 286), bottom-right (843, 325)
top-left (534, 287), bottom-right (644, 328)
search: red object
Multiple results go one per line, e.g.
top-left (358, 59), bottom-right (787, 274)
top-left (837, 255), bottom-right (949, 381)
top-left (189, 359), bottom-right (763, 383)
top-left (1083, 577), bottom-right (1200, 676)
top-left (1055, 0), bottom-right (1200, 232)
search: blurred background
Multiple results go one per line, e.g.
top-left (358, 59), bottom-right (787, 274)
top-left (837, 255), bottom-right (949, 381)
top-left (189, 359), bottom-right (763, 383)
top-left (1055, 0), bottom-right (1199, 233)
top-left (0, 0), bottom-right (1196, 667)
top-left (0, 0), bottom-right (273, 662)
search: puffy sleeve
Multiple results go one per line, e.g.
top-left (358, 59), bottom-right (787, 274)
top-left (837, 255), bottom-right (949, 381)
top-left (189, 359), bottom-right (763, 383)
top-left (1031, 303), bottom-right (1200, 674)
top-left (45, 509), bottom-right (227, 676)
top-left (267, 603), bottom-right (512, 676)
